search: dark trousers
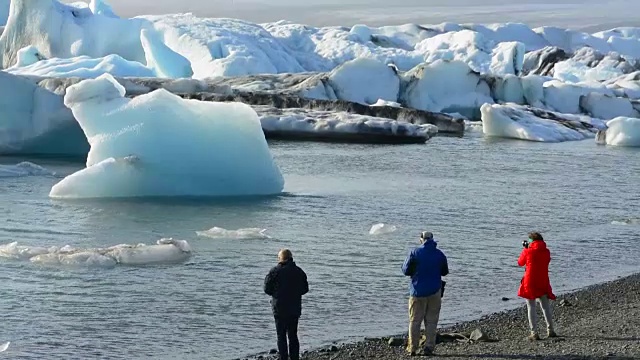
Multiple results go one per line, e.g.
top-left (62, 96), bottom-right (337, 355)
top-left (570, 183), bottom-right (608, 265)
top-left (274, 315), bottom-right (300, 360)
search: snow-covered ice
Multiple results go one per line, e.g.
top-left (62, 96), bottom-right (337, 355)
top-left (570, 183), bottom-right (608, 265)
top-left (196, 227), bottom-right (272, 239)
top-left (369, 223), bottom-right (397, 235)
top-left (0, 162), bottom-right (54, 178)
top-left (0, 239), bottom-right (192, 267)
top-left (597, 117), bottom-right (640, 147)
top-left (6, 53), bottom-right (155, 78)
top-left (49, 73), bottom-right (284, 198)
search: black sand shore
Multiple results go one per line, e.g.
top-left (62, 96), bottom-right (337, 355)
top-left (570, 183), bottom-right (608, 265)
top-left (247, 273), bottom-right (640, 360)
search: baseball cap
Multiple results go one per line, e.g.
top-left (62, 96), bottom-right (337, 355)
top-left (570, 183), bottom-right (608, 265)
top-left (420, 231), bottom-right (433, 239)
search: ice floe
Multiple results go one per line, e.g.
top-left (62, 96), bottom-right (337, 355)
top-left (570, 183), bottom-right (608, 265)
top-left (369, 223), bottom-right (397, 235)
top-left (0, 239), bottom-right (192, 267)
top-left (196, 227), bottom-right (271, 240)
top-left (481, 104), bottom-right (605, 142)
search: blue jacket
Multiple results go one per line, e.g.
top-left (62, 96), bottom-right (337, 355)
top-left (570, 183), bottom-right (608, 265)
top-left (402, 239), bottom-right (449, 297)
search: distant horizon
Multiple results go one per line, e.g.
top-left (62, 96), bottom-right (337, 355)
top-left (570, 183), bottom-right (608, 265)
top-left (60, 0), bottom-right (640, 32)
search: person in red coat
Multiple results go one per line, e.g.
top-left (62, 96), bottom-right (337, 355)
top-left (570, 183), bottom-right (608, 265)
top-left (518, 232), bottom-right (558, 340)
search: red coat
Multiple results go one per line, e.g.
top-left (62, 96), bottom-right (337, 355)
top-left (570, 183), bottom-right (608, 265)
top-left (517, 240), bottom-right (556, 300)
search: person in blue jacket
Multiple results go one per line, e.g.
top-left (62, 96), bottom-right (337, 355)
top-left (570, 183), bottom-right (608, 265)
top-left (402, 231), bottom-right (449, 356)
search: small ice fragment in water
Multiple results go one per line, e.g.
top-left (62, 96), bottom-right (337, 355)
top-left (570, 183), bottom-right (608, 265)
top-left (196, 227), bottom-right (271, 239)
top-left (611, 218), bottom-right (640, 225)
top-left (369, 223), bottom-right (397, 235)
top-left (0, 341), bottom-right (9, 352)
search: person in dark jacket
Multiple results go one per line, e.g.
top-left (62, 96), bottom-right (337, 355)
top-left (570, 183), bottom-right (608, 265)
top-left (518, 232), bottom-right (557, 341)
top-left (264, 249), bottom-right (309, 360)
top-left (402, 231), bottom-right (449, 356)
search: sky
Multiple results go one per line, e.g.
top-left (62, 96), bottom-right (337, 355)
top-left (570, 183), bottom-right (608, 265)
top-left (67, 0), bottom-right (640, 31)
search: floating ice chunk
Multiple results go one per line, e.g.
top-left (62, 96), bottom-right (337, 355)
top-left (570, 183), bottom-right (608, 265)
top-left (611, 218), bottom-right (640, 225)
top-left (369, 223), bottom-right (397, 235)
top-left (481, 103), bottom-right (598, 142)
top-left (597, 117), bottom-right (640, 147)
top-left (0, 341), bottom-right (8, 353)
top-left (371, 99), bottom-right (401, 108)
top-left (50, 73), bottom-right (284, 198)
top-left (140, 28), bottom-right (193, 79)
top-left (0, 162), bottom-right (55, 178)
top-left (107, 238), bottom-right (191, 265)
top-left (3, 240), bottom-right (192, 267)
top-left (327, 58), bottom-right (400, 105)
top-left (0, 242), bottom-right (51, 259)
top-left (32, 251), bottom-right (117, 268)
top-left (6, 54), bottom-right (155, 78)
top-left (196, 227), bottom-right (271, 239)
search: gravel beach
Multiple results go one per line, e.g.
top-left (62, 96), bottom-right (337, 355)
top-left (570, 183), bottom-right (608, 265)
top-left (247, 273), bottom-right (640, 360)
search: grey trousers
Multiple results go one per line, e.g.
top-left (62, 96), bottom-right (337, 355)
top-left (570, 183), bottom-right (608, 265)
top-left (526, 295), bottom-right (554, 334)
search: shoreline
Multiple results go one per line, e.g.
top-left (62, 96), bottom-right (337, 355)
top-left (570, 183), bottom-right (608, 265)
top-left (246, 273), bottom-right (640, 360)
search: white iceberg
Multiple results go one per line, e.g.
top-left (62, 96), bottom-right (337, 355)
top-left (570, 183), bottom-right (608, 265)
top-left (140, 28), bottom-right (193, 79)
top-left (403, 60), bottom-right (494, 117)
top-left (49, 73), bottom-right (284, 198)
top-left (597, 117), bottom-right (640, 147)
top-left (327, 58), bottom-right (400, 105)
top-left (196, 227), bottom-right (271, 239)
top-left (0, 162), bottom-right (54, 178)
top-left (0, 239), bottom-right (192, 267)
top-left (369, 223), bottom-right (397, 235)
top-left (0, 341), bottom-right (8, 353)
top-left (481, 103), bottom-right (604, 142)
top-left (0, 0), bottom-right (148, 68)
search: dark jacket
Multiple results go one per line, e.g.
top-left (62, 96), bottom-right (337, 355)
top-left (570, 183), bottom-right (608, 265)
top-left (264, 259), bottom-right (309, 318)
top-left (402, 239), bottom-right (449, 297)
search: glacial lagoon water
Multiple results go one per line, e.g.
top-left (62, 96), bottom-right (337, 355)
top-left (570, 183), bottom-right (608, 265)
top-left (1, 131), bottom-right (639, 359)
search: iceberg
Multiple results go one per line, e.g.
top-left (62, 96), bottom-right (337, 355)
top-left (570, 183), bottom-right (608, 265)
top-left (0, 239), bottom-right (192, 267)
top-left (0, 71), bottom-right (86, 156)
top-left (49, 73), bottom-right (284, 198)
top-left (596, 117), bottom-right (640, 147)
top-left (140, 28), bottom-right (193, 79)
top-left (327, 58), bottom-right (400, 105)
top-left (196, 227), bottom-right (272, 240)
top-left (0, 162), bottom-right (55, 178)
top-left (0, 0), bottom-right (148, 68)
top-left (0, 341), bottom-right (8, 353)
top-left (481, 103), bottom-right (605, 142)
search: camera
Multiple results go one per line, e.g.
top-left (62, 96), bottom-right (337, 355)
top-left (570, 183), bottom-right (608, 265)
top-left (522, 240), bottom-right (529, 248)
